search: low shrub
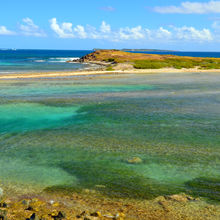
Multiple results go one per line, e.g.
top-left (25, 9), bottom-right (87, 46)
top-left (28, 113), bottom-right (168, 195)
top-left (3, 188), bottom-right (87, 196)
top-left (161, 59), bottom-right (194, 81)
top-left (106, 65), bottom-right (115, 71)
top-left (133, 60), bottom-right (168, 69)
top-left (104, 58), bottom-right (115, 62)
top-left (133, 58), bottom-right (220, 69)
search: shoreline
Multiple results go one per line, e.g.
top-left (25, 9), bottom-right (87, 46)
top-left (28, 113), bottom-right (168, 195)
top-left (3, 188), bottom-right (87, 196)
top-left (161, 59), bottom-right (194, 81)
top-left (0, 68), bottom-right (220, 79)
top-left (1, 187), bottom-right (220, 220)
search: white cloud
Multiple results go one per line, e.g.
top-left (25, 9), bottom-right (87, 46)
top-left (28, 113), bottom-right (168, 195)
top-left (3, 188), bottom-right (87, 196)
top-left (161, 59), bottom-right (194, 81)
top-left (49, 18), bottom-right (74, 38)
top-left (212, 21), bottom-right (220, 41)
top-left (156, 27), bottom-right (172, 39)
top-left (100, 21), bottom-right (111, 33)
top-left (19, 18), bottom-right (46, 37)
top-left (117, 26), bottom-right (145, 41)
top-left (49, 18), bottom-right (214, 43)
top-left (86, 25), bottom-right (100, 39)
top-left (154, 1), bottom-right (220, 14)
top-left (0, 26), bottom-right (15, 35)
top-left (74, 25), bottom-right (87, 38)
top-left (174, 26), bottom-right (213, 41)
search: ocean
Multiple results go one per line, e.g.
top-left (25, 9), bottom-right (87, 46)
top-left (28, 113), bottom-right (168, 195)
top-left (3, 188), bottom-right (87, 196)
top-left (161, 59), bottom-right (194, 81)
top-left (126, 51), bottom-right (220, 58)
top-left (0, 49), bottom-right (93, 74)
top-left (0, 49), bottom-right (220, 75)
top-left (0, 49), bottom-right (219, 203)
top-left (0, 72), bottom-right (220, 202)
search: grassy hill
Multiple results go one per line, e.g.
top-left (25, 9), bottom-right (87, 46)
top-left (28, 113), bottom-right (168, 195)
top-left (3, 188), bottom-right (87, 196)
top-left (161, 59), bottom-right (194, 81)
top-left (80, 50), bottom-right (220, 70)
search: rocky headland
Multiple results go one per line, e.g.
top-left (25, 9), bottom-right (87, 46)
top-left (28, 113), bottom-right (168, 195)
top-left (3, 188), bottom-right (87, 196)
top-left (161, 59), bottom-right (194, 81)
top-left (68, 50), bottom-right (220, 71)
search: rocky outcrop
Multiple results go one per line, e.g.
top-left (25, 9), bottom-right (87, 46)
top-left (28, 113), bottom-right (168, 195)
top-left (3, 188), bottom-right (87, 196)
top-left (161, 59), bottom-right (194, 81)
top-left (126, 157), bottom-right (143, 164)
top-left (68, 50), bottom-right (119, 65)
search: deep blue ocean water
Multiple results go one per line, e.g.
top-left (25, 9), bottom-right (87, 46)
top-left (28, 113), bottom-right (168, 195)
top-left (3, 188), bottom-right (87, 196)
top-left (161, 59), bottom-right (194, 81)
top-left (127, 51), bottom-right (220, 58)
top-left (0, 49), bottom-right (92, 74)
top-left (0, 49), bottom-right (220, 75)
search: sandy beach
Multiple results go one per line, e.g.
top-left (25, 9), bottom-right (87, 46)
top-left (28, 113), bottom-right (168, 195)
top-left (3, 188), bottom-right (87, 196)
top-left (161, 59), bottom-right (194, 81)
top-left (0, 68), bottom-right (220, 80)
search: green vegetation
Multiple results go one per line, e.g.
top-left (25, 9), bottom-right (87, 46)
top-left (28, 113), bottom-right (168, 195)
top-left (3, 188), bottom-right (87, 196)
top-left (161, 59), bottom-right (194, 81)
top-left (104, 58), bottom-right (115, 62)
top-left (133, 58), bottom-right (220, 69)
top-left (106, 65), bottom-right (115, 71)
top-left (134, 60), bottom-right (168, 69)
top-left (185, 177), bottom-right (220, 202)
top-left (44, 160), bottom-right (178, 199)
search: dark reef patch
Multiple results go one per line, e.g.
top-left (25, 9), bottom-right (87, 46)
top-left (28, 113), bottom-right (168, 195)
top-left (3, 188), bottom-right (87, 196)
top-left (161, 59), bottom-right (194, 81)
top-left (185, 177), bottom-right (220, 202)
top-left (44, 160), bottom-right (180, 199)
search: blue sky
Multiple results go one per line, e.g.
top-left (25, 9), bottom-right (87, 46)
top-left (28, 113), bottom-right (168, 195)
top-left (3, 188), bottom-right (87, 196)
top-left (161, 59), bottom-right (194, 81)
top-left (0, 0), bottom-right (220, 51)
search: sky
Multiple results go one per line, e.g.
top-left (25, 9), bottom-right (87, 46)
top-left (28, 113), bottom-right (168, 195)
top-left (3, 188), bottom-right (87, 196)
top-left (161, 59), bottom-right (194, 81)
top-left (0, 0), bottom-right (220, 51)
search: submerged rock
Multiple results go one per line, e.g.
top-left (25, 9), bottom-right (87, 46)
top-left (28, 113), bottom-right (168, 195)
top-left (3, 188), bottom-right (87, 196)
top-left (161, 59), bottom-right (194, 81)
top-left (164, 193), bottom-right (197, 203)
top-left (127, 157), bottom-right (143, 164)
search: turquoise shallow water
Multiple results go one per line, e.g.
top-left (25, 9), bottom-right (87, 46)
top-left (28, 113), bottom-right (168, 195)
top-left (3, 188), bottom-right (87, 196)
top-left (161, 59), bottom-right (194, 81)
top-left (0, 73), bottom-right (220, 201)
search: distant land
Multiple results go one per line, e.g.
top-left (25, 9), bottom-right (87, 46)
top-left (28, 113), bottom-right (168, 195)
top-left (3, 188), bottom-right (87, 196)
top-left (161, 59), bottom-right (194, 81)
top-left (121, 49), bottom-right (178, 52)
top-left (93, 48), bottom-right (177, 52)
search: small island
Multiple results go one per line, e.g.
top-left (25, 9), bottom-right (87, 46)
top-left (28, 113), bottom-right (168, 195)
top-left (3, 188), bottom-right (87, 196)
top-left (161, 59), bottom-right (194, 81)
top-left (73, 49), bottom-right (220, 71)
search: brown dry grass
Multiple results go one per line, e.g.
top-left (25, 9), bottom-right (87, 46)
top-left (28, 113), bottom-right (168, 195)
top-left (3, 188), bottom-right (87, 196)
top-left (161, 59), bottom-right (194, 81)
top-left (82, 50), bottom-right (220, 69)
top-left (83, 50), bottom-right (218, 62)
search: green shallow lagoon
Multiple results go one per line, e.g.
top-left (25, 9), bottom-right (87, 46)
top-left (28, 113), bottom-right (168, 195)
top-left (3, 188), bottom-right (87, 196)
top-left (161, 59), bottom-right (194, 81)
top-left (0, 73), bottom-right (220, 201)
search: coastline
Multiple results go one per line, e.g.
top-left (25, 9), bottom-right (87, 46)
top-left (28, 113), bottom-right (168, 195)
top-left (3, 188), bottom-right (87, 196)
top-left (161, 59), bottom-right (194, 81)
top-left (0, 67), bottom-right (220, 80)
top-left (2, 190), bottom-right (220, 220)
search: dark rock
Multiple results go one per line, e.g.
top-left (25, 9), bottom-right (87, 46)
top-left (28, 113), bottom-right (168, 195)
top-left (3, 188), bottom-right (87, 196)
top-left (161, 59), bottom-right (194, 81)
top-left (57, 211), bottom-right (65, 218)
top-left (90, 212), bottom-right (98, 217)
top-left (0, 210), bottom-right (7, 220)
top-left (0, 203), bottom-right (7, 208)
top-left (90, 211), bottom-right (102, 217)
top-left (76, 211), bottom-right (87, 218)
top-left (22, 200), bottom-right (30, 206)
top-left (0, 215), bottom-right (6, 220)
top-left (52, 211), bottom-right (66, 220)
top-left (26, 206), bottom-right (34, 211)
top-left (27, 213), bottom-right (39, 220)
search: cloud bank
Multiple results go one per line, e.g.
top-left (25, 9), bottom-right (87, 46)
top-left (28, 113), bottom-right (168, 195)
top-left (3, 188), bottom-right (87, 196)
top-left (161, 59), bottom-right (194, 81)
top-left (0, 26), bottom-right (15, 35)
top-left (0, 18), bottom-right (217, 43)
top-left (49, 18), bottom-right (213, 42)
top-left (154, 1), bottom-right (220, 14)
top-left (19, 18), bottom-right (46, 37)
